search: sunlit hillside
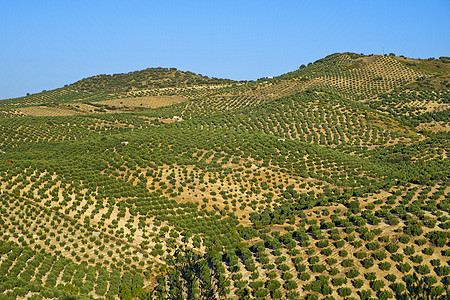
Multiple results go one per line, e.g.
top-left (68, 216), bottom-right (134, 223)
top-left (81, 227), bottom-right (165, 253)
top-left (0, 53), bottom-right (449, 300)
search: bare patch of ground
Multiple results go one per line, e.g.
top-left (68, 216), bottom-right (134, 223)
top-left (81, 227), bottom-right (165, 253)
top-left (17, 96), bottom-right (187, 116)
top-left (96, 95), bottom-right (187, 109)
top-left (18, 106), bottom-right (83, 116)
top-left (418, 121), bottom-right (450, 132)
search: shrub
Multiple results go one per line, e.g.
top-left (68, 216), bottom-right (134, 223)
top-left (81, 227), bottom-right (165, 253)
top-left (309, 256), bottom-right (320, 264)
top-left (422, 247), bottom-right (434, 255)
top-left (378, 235), bottom-right (390, 243)
top-left (404, 221), bottom-right (423, 236)
top-left (442, 221), bottom-right (450, 230)
top-left (321, 248), bottom-right (332, 256)
top-left (289, 249), bottom-right (300, 256)
top-left (283, 280), bottom-right (298, 290)
top-left (362, 232), bottom-right (375, 241)
top-left (404, 245), bottom-right (415, 255)
top-left (379, 262), bottom-right (391, 271)
top-left (417, 265), bottom-right (430, 275)
top-left (371, 279), bottom-right (385, 291)
top-left (377, 290), bottom-right (393, 300)
top-left (391, 253), bottom-right (403, 262)
top-left (283, 272), bottom-right (293, 280)
top-left (341, 259), bottom-right (354, 268)
top-left (397, 262), bottom-right (411, 273)
top-left (365, 272), bottom-right (376, 281)
top-left (355, 251), bottom-right (367, 259)
top-left (373, 250), bottom-right (387, 261)
top-left (398, 235), bottom-right (410, 244)
top-left (331, 277), bottom-right (347, 286)
top-left (292, 256), bottom-right (302, 265)
top-left (266, 279), bottom-right (281, 291)
top-left (272, 290), bottom-right (283, 299)
top-left (429, 286), bottom-right (445, 298)
top-left (361, 258), bottom-right (374, 269)
top-left (386, 244), bottom-right (399, 253)
top-left (254, 288), bottom-right (269, 298)
top-left (435, 265), bottom-right (450, 276)
top-left (353, 279), bottom-right (364, 288)
top-left (250, 280), bottom-right (264, 289)
top-left (275, 256), bottom-right (286, 265)
top-left (328, 267), bottom-right (339, 276)
top-left (353, 240), bottom-right (363, 248)
top-left (359, 289), bottom-right (372, 300)
top-left (305, 293), bottom-right (318, 300)
top-left (295, 264), bottom-right (306, 272)
top-left (278, 264), bottom-right (289, 271)
top-left (286, 291), bottom-right (300, 299)
top-left (235, 280), bottom-right (247, 289)
top-left (391, 282), bottom-right (406, 294)
top-left (366, 241), bottom-right (380, 251)
top-left (415, 238), bottom-right (427, 246)
top-left (346, 269), bottom-right (360, 279)
top-left (425, 276), bottom-right (437, 286)
top-left (310, 264), bottom-right (326, 273)
top-left (427, 231), bottom-right (448, 247)
top-left (385, 274), bottom-right (396, 282)
top-left (299, 272), bottom-right (311, 281)
top-left (334, 240), bottom-right (345, 248)
top-left (316, 240), bottom-right (329, 248)
top-left (430, 259), bottom-right (440, 266)
top-left (411, 255), bottom-right (423, 264)
top-left (338, 287), bottom-right (352, 297)
top-left (320, 285), bottom-right (333, 296)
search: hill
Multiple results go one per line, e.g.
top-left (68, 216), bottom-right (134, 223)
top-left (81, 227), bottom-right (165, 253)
top-left (0, 53), bottom-right (449, 300)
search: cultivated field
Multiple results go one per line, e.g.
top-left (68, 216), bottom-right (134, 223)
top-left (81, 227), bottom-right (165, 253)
top-left (0, 53), bottom-right (449, 300)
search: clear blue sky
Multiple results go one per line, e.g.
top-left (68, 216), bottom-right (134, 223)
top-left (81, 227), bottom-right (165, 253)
top-left (1, 0), bottom-right (449, 99)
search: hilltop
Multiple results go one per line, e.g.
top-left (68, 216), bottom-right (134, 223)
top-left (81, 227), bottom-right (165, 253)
top-left (0, 53), bottom-right (449, 300)
top-left (69, 67), bottom-right (238, 93)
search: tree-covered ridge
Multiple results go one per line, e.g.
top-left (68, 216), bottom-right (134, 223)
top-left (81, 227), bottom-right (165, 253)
top-left (69, 67), bottom-right (237, 94)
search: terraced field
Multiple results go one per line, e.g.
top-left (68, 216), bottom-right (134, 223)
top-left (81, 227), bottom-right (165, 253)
top-left (0, 53), bottom-right (449, 300)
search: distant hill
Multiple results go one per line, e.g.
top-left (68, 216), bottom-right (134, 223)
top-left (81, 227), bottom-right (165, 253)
top-left (69, 67), bottom-right (237, 93)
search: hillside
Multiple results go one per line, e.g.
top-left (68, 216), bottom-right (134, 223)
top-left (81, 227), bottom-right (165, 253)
top-left (0, 53), bottom-right (449, 300)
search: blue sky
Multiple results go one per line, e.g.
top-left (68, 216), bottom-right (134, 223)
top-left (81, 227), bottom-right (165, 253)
top-left (1, 0), bottom-right (449, 99)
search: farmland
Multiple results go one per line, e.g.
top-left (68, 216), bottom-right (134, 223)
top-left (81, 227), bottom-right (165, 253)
top-left (0, 53), bottom-right (449, 300)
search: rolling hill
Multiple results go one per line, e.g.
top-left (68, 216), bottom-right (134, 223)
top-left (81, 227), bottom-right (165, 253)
top-left (0, 53), bottom-right (449, 300)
